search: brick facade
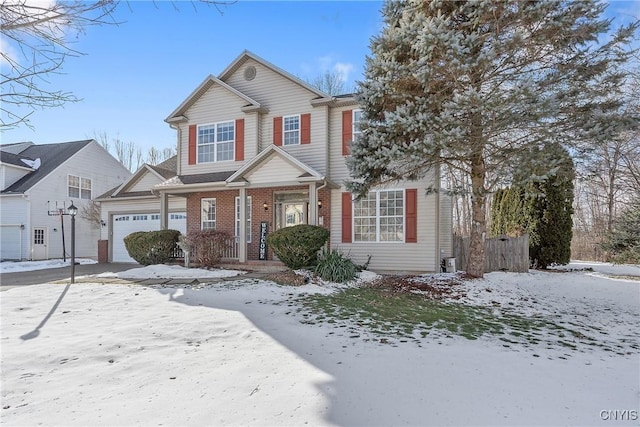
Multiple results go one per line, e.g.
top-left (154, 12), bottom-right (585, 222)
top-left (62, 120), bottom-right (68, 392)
top-left (185, 185), bottom-right (331, 262)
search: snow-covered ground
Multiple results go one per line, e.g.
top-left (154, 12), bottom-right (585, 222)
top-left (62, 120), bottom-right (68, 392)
top-left (0, 258), bottom-right (97, 274)
top-left (94, 264), bottom-right (246, 280)
top-left (1, 262), bottom-right (638, 426)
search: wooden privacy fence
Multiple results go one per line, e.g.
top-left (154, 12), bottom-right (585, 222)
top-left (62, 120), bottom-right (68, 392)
top-left (453, 234), bottom-right (530, 273)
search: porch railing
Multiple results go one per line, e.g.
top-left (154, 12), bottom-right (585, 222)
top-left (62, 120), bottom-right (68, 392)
top-left (221, 236), bottom-right (239, 260)
top-left (170, 236), bottom-right (239, 261)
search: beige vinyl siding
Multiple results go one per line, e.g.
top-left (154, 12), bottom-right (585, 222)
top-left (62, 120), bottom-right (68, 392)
top-left (128, 170), bottom-right (162, 192)
top-left (245, 155), bottom-right (305, 185)
top-left (328, 105), bottom-right (356, 185)
top-left (180, 84), bottom-right (254, 175)
top-left (26, 141), bottom-right (130, 259)
top-left (1, 165), bottom-right (30, 190)
top-left (330, 179), bottom-right (440, 273)
top-left (224, 59), bottom-right (328, 174)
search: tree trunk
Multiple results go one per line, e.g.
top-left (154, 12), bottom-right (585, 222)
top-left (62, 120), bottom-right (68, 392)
top-left (467, 114), bottom-right (486, 278)
top-left (467, 168), bottom-right (487, 278)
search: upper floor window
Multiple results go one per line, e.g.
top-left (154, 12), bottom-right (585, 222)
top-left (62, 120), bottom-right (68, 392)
top-left (283, 115), bottom-right (300, 145)
top-left (201, 198), bottom-right (216, 229)
top-left (198, 121), bottom-right (234, 163)
top-left (353, 189), bottom-right (404, 242)
top-left (68, 175), bottom-right (91, 199)
top-left (353, 110), bottom-right (363, 142)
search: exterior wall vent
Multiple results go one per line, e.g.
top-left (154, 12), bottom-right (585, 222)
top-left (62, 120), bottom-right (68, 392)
top-left (244, 65), bottom-right (257, 81)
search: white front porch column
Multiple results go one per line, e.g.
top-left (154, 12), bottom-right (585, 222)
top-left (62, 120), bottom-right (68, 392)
top-left (238, 187), bottom-right (247, 263)
top-left (308, 183), bottom-right (318, 225)
top-left (159, 192), bottom-right (169, 230)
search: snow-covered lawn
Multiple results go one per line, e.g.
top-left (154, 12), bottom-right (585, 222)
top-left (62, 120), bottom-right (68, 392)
top-left (1, 263), bottom-right (638, 426)
top-left (0, 258), bottom-right (97, 274)
top-left (94, 264), bottom-right (246, 280)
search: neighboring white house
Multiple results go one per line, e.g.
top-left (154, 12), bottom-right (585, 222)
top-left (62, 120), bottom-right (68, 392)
top-left (0, 140), bottom-right (131, 261)
top-left (95, 156), bottom-right (187, 263)
top-left (148, 50), bottom-right (453, 272)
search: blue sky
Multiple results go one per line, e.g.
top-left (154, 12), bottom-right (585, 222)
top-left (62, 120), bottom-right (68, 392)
top-left (1, 0), bottom-right (637, 157)
top-left (2, 1), bottom-right (384, 154)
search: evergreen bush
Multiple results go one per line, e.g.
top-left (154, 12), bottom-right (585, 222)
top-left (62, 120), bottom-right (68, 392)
top-left (182, 229), bottom-right (231, 268)
top-left (490, 144), bottom-right (574, 268)
top-left (603, 199), bottom-right (640, 264)
top-left (266, 224), bottom-right (329, 269)
top-left (123, 229), bottom-right (181, 266)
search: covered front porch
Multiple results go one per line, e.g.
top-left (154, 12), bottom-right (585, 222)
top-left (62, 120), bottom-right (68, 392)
top-left (156, 145), bottom-right (336, 263)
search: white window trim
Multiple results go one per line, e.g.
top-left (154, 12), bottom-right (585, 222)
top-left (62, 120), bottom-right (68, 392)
top-left (68, 174), bottom-right (92, 200)
top-left (197, 120), bottom-right (235, 164)
top-left (353, 109), bottom-right (362, 142)
top-left (235, 196), bottom-right (252, 243)
top-left (283, 114), bottom-right (300, 146)
top-left (353, 188), bottom-right (406, 243)
top-left (201, 198), bottom-right (216, 230)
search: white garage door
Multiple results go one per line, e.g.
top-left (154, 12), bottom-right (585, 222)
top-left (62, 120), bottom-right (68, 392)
top-left (0, 226), bottom-right (22, 260)
top-left (112, 213), bottom-right (186, 263)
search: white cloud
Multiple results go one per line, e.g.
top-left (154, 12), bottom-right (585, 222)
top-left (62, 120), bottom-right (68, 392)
top-left (333, 62), bottom-right (354, 83)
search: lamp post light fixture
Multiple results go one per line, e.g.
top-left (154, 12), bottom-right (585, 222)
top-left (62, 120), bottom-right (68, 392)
top-left (67, 202), bottom-right (78, 284)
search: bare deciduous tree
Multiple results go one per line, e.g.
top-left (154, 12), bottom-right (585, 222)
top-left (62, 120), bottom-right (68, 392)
top-left (308, 70), bottom-right (353, 96)
top-left (1, 1), bottom-right (118, 129)
top-left (1, 0), bottom-right (236, 130)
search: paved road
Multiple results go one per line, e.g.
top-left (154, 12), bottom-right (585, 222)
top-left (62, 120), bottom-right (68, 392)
top-left (0, 263), bottom-right (138, 289)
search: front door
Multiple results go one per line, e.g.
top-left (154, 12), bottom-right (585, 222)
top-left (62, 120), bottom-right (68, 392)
top-left (274, 192), bottom-right (309, 230)
top-left (32, 227), bottom-right (47, 260)
top-left (284, 203), bottom-right (305, 227)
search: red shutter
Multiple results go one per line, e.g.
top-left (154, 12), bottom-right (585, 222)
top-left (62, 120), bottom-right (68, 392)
top-left (235, 119), bottom-right (244, 161)
top-left (273, 116), bottom-right (282, 146)
top-left (342, 110), bottom-right (352, 156)
top-left (188, 124), bottom-right (197, 165)
top-left (406, 189), bottom-right (417, 243)
top-left (301, 113), bottom-right (311, 144)
top-left (342, 192), bottom-right (353, 243)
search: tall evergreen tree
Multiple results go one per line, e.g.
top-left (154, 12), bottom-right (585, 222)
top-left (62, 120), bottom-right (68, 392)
top-left (347, 0), bottom-right (638, 277)
top-left (602, 199), bottom-right (640, 263)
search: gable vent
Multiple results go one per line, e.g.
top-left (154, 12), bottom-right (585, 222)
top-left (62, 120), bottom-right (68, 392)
top-left (244, 65), bottom-right (257, 81)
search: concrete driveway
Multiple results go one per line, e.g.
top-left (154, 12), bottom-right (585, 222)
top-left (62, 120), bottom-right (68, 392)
top-left (0, 263), bottom-right (138, 290)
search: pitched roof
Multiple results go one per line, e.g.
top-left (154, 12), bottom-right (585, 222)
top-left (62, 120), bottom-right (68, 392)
top-left (149, 155), bottom-right (177, 179)
top-left (1, 140), bottom-right (92, 194)
top-left (165, 75), bottom-right (264, 123)
top-left (0, 151), bottom-right (34, 169)
top-left (218, 50), bottom-right (332, 100)
top-left (96, 155), bottom-right (179, 201)
top-left (226, 145), bottom-right (323, 184)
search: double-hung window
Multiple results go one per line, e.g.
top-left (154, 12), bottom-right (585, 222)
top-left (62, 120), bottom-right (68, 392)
top-left (201, 198), bottom-right (216, 229)
top-left (68, 175), bottom-right (92, 199)
top-left (235, 196), bottom-right (252, 242)
top-left (283, 115), bottom-right (300, 145)
top-left (198, 121), bottom-right (234, 163)
top-left (353, 190), bottom-right (404, 242)
top-left (353, 110), bottom-right (363, 142)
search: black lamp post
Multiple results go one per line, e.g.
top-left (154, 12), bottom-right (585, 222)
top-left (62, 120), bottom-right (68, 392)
top-left (68, 202), bottom-right (78, 284)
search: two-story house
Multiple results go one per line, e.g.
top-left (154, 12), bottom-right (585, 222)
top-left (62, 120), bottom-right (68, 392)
top-left (154, 51), bottom-right (452, 272)
top-left (0, 140), bottom-right (131, 261)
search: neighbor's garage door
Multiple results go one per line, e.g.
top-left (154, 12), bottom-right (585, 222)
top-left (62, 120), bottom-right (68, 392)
top-left (112, 213), bottom-right (186, 263)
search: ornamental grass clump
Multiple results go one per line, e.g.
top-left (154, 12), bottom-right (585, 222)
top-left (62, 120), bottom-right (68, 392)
top-left (266, 224), bottom-right (329, 269)
top-left (314, 248), bottom-right (359, 283)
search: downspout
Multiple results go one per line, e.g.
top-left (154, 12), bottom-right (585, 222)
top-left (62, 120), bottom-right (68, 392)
top-left (170, 123), bottom-right (182, 176)
top-left (315, 179), bottom-right (328, 226)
